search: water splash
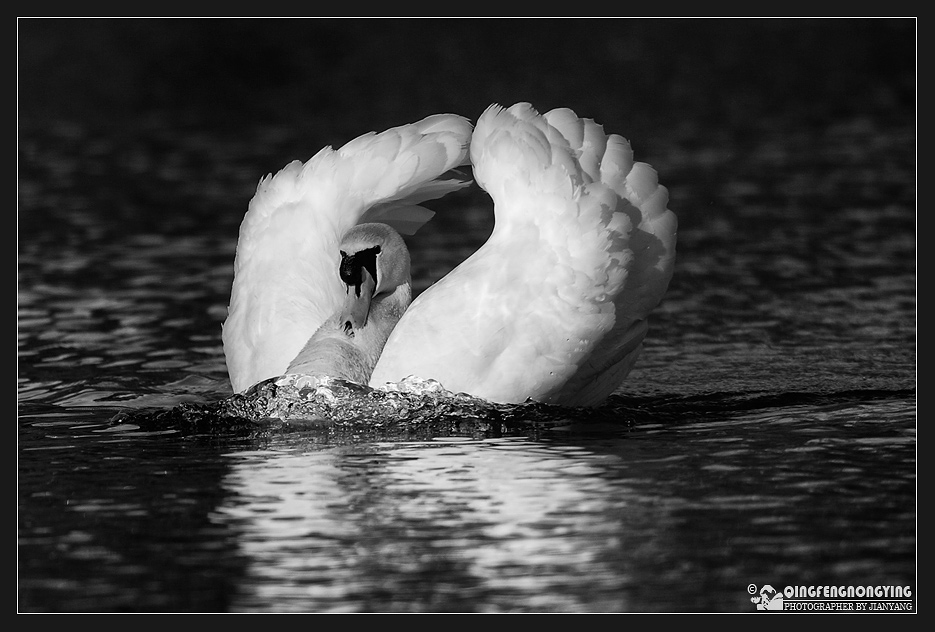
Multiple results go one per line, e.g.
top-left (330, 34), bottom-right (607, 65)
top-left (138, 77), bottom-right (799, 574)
top-left (227, 375), bottom-right (505, 424)
top-left (108, 375), bottom-right (583, 439)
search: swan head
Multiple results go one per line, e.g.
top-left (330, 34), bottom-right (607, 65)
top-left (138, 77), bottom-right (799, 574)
top-left (284, 222), bottom-right (411, 384)
top-left (337, 223), bottom-right (411, 332)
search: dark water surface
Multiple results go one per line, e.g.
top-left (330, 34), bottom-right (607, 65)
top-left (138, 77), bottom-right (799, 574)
top-left (18, 19), bottom-right (916, 613)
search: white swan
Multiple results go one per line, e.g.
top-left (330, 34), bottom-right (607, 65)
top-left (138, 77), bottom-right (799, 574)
top-left (222, 114), bottom-right (472, 393)
top-left (223, 103), bottom-right (677, 407)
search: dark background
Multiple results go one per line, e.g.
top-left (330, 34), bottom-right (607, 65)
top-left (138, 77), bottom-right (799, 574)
top-left (19, 18), bottom-right (914, 150)
top-left (17, 17), bottom-right (917, 394)
top-left (18, 18), bottom-right (916, 277)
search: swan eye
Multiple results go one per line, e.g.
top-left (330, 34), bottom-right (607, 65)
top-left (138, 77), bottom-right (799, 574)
top-left (339, 245), bottom-right (381, 296)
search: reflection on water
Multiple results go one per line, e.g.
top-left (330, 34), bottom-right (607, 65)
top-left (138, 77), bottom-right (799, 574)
top-left (216, 439), bottom-right (637, 612)
top-left (19, 393), bottom-right (915, 612)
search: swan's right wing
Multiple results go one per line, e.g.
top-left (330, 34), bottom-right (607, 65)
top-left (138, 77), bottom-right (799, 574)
top-left (371, 103), bottom-right (676, 407)
top-left (222, 114), bottom-right (472, 393)
top-left (541, 109), bottom-right (677, 405)
top-left (479, 103), bottom-right (676, 406)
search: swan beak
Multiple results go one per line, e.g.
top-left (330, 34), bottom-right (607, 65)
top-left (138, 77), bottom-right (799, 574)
top-left (340, 267), bottom-right (377, 332)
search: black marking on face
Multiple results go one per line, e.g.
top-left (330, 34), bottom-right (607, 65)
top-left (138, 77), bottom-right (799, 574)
top-left (343, 320), bottom-right (354, 337)
top-left (339, 245), bottom-right (381, 297)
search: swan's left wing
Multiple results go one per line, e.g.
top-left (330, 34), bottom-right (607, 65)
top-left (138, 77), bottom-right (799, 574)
top-left (222, 114), bottom-right (472, 393)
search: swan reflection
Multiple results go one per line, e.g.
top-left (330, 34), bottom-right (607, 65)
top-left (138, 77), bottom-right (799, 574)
top-left (212, 437), bottom-right (648, 612)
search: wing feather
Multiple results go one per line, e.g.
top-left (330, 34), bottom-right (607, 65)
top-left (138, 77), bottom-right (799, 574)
top-left (372, 103), bottom-right (676, 406)
top-left (222, 114), bottom-right (472, 392)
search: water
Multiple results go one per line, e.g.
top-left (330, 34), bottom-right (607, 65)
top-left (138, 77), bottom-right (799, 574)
top-left (18, 19), bottom-right (916, 613)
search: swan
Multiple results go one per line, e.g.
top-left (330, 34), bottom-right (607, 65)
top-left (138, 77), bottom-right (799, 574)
top-left (222, 103), bottom-right (677, 407)
top-left (222, 114), bottom-right (473, 393)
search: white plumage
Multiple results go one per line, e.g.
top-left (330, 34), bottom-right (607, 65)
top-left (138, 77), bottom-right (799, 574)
top-left (371, 103), bottom-right (677, 405)
top-left (222, 103), bottom-right (677, 407)
top-left (222, 114), bottom-right (472, 393)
